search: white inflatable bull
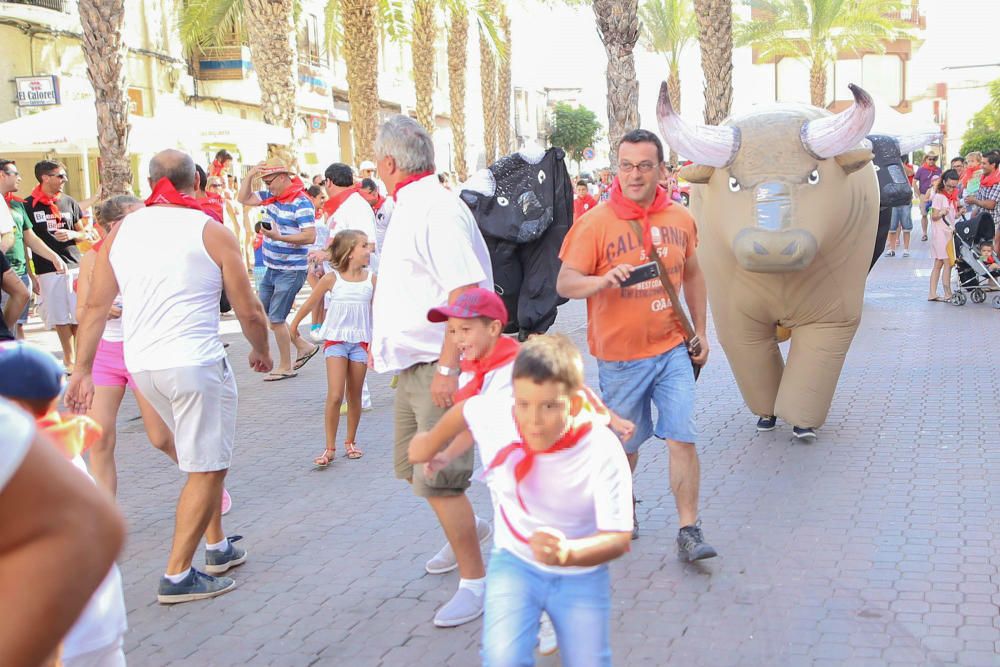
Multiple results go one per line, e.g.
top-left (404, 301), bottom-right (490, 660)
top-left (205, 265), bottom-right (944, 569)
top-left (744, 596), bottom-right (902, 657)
top-left (660, 84), bottom-right (879, 435)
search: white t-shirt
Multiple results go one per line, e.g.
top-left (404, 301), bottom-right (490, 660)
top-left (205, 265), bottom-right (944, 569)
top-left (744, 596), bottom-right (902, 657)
top-left (458, 361), bottom-right (513, 399)
top-left (0, 198), bottom-right (13, 235)
top-left (371, 175), bottom-right (493, 374)
top-left (330, 192), bottom-right (377, 251)
top-left (374, 196), bottom-right (394, 253)
top-left (0, 399), bottom-right (32, 490)
top-left (462, 394), bottom-right (633, 574)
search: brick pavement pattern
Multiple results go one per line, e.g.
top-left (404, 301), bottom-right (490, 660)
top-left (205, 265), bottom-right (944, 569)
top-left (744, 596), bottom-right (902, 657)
top-left (87, 241), bottom-right (999, 666)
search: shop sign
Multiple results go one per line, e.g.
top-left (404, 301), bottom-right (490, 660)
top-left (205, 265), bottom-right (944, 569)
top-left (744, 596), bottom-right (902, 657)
top-left (16, 75), bottom-right (60, 107)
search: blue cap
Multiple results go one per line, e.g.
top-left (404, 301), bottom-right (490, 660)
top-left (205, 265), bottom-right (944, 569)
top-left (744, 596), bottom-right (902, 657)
top-left (0, 341), bottom-right (66, 401)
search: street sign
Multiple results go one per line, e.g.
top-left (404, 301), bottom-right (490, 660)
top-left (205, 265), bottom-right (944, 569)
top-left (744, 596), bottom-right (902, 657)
top-left (582, 147), bottom-right (596, 161)
top-left (15, 75), bottom-right (60, 107)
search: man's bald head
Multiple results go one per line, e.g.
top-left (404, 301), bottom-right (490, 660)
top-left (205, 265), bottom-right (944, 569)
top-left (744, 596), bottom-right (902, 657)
top-left (149, 149), bottom-right (196, 192)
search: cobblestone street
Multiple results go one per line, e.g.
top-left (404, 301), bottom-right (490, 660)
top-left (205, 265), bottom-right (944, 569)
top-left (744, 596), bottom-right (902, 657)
top-left (36, 238), bottom-right (999, 666)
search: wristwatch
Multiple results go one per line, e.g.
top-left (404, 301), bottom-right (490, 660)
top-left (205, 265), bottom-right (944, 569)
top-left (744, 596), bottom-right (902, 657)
top-left (437, 364), bottom-right (459, 377)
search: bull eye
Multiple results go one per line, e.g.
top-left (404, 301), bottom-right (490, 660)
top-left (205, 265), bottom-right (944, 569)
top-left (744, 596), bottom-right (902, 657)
top-left (728, 176), bottom-right (741, 192)
top-left (807, 169), bottom-right (820, 185)
top-left (497, 196), bottom-right (509, 206)
top-left (873, 164), bottom-right (881, 172)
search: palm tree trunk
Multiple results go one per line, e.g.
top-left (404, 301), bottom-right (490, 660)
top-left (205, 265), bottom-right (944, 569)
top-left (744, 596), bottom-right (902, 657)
top-left (246, 0), bottom-right (298, 151)
top-left (447, 5), bottom-right (469, 180)
top-left (810, 60), bottom-right (828, 108)
top-left (412, 0), bottom-right (436, 132)
top-left (667, 63), bottom-right (681, 164)
top-left (343, 0), bottom-right (381, 165)
top-left (496, 8), bottom-right (512, 155)
top-left (79, 0), bottom-right (131, 196)
top-left (693, 0), bottom-right (732, 125)
top-left (593, 0), bottom-right (640, 167)
top-left (480, 20), bottom-right (498, 165)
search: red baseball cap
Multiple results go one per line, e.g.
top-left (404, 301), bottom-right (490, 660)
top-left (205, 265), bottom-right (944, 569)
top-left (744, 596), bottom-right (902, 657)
top-left (427, 287), bottom-right (508, 324)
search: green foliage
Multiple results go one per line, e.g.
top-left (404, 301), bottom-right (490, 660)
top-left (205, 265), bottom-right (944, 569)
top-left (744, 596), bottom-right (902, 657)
top-left (324, 0), bottom-right (409, 59)
top-left (549, 102), bottom-right (602, 163)
top-left (960, 80), bottom-right (1000, 156)
top-left (639, 0), bottom-right (697, 71)
top-left (177, 0), bottom-right (248, 50)
top-left (735, 0), bottom-right (911, 69)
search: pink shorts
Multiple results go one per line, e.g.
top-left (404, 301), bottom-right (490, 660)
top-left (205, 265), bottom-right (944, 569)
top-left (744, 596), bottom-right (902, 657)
top-left (93, 339), bottom-right (136, 389)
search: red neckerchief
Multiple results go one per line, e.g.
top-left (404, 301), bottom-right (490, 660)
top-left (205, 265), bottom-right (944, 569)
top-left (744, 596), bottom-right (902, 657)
top-left (37, 410), bottom-right (103, 460)
top-left (253, 231), bottom-right (263, 250)
top-left (606, 178), bottom-right (670, 257)
top-left (961, 166), bottom-right (982, 187)
top-left (209, 159), bottom-right (227, 177)
top-left (200, 192), bottom-right (224, 223)
top-left (29, 184), bottom-right (62, 220)
top-left (146, 177), bottom-right (210, 215)
top-left (981, 169), bottom-right (1000, 189)
top-left (4, 192), bottom-right (24, 205)
top-left (259, 176), bottom-right (306, 207)
top-left (942, 186), bottom-right (959, 206)
top-left (323, 185), bottom-right (360, 218)
top-left (372, 194), bottom-right (386, 212)
top-left (485, 419), bottom-right (593, 512)
top-left (453, 337), bottom-right (520, 403)
top-left (392, 170), bottom-right (435, 198)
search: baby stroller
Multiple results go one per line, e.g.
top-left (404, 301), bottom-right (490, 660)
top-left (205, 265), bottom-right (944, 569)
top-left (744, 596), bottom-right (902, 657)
top-left (951, 212), bottom-right (1000, 308)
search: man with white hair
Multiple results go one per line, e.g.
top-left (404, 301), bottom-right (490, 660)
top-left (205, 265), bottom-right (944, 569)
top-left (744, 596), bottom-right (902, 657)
top-left (371, 115), bottom-right (494, 627)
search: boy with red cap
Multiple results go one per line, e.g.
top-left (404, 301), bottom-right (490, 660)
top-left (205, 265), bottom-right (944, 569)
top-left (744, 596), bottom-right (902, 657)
top-left (409, 334), bottom-right (633, 666)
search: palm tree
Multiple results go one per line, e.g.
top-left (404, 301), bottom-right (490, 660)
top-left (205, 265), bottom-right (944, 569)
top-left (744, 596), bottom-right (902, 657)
top-left (496, 5), bottom-right (512, 156)
top-left (693, 0), bottom-right (733, 125)
top-left (79, 0), bottom-right (132, 196)
top-left (480, 3), bottom-right (499, 165)
top-left (593, 0), bottom-right (640, 167)
top-left (640, 0), bottom-right (697, 163)
top-left (447, 2), bottom-right (470, 179)
top-left (179, 0), bottom-right (298, 147)
top-left (736, 0), bottom-right (909, 108)
top-left (411, 0), bottom-right (437, 131)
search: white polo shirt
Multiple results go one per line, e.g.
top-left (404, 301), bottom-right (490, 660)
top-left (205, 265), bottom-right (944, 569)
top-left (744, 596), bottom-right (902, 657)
top-left (371, 174), bottom-right (493, 374)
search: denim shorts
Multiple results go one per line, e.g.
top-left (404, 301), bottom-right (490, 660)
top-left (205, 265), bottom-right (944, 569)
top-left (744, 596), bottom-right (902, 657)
top-left (324, 341), bottom-right (368, 364)
top-left (482, 549), bottom-right (611, 667)
top-left (597, 343), bottom-right (698, 453)
top-left (889, 204), bottom-right (913, 232)
top-left (258, 267), bottom-right (307, 323)
top-left (0, 273), bottom-right (30, 324)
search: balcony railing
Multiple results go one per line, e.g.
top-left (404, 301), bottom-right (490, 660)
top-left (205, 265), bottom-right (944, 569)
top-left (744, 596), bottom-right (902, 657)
top-left (3, 0), bottom-right (69, 11)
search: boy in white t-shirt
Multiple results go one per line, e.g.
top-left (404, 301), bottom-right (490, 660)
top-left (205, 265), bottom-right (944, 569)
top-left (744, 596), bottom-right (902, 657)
top-left (409, 335), bottom-right (633, 666)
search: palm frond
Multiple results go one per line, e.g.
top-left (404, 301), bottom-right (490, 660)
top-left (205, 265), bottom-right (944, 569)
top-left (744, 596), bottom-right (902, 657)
top-left (469, 0), bottom-right (506, 61)
top-left (177, 0), bottom-right (247, 50)
top-left (324, 0), bottom-right (343, 57)
top-left (377, 0), bottom-right (409, 42)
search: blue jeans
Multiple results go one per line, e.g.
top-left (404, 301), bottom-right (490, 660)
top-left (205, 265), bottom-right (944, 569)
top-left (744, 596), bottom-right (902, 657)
top-left (258, 267), bottom-right (307, 323)
top-left (597, 342), bottom-right (698, 454)
top-left (482, 549), bottom-right (611, 667)
top-left (890, 204), bottom-right (913, 231)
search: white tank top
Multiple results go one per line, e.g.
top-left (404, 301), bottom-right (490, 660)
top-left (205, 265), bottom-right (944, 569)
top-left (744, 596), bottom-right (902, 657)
top-left (319, 270), bottom-right (373, 343)
top-left (109, 206), bottom-right (225, 372)
top-left (102, 295), bottom-right (125, 343)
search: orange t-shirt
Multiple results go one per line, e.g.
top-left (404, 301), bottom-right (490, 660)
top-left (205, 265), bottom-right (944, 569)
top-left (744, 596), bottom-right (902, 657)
top-left (559, 201), bottom-right (697, 362)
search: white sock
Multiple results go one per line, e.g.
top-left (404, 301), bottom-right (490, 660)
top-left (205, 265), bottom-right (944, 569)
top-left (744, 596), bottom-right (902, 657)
top-left (206, 538), bottom-right (229, 551)
top-left (164, 568), bottom-right (191, 584)
top-left (459, 577), bottom-right (486, 596)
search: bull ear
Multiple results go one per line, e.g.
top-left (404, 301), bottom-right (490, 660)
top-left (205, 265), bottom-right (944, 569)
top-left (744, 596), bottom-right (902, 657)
top-left (679, 164), bottom-right (715, 184)
top-left (835, 148), bottom-right (874, 175)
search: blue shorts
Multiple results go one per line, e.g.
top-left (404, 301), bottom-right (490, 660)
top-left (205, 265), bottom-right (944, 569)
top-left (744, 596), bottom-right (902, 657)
top-left (890, 204), bottom-right (913, 232)
top-left (597, 343), bottom-right (698, 453)
top-left (258, 267), bottom-right (307, 323)
top-left (0, 273), bottom-right (31, 324)
top-left (323, 341), bottom-right (368, 364)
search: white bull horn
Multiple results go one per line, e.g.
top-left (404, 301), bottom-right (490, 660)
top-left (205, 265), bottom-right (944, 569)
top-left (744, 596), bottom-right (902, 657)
top-left (800, 84), bottom-right (876, 160)
top-left (656, 81), bottom-right (740, 168)
top-left (895, 132), bottom-right (944, 156)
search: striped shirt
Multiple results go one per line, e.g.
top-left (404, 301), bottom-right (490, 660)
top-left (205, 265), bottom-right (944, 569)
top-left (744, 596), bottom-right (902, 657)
top-left (973, 182), bottom-right (1000, 225)
top-left (257, 191), bottom-right (316, 270)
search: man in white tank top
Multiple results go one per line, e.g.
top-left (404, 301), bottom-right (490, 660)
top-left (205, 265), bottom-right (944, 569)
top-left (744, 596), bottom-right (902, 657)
top-left (66, 149), bottom-right (273, 604)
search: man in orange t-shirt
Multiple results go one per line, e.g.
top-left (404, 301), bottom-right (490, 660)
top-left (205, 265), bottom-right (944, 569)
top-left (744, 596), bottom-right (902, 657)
top-left (557, 129), bottom-right (716, 562)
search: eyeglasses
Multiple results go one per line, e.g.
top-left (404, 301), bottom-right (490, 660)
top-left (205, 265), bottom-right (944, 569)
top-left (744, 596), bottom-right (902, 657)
top-left (46, 172), bottom-right (68, 180)
top-left (262, 175), bottom-right (283, 185)
top-left (618, 161), bottom-right (659, 173)
top-left (944, 182), bottom-right (958, 189)
top-left (2, 170), bottom-right (17, 177)
top-left (207, 182), bottom-right (223, 188)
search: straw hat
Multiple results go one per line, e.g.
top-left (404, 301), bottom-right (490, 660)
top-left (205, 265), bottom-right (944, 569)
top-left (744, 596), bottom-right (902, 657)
top-left (260, 156), bottom-right (295, 177)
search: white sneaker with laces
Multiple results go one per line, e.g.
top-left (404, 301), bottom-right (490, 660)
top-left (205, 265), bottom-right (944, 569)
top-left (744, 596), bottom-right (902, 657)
top-left (425, 517), bottom-right (493, 574)
top-left (537, 611), bottom-right (558, 656)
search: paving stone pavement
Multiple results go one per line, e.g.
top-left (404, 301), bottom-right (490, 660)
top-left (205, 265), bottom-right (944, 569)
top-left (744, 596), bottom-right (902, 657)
top-left (36, 238), bottom-right (999, 666)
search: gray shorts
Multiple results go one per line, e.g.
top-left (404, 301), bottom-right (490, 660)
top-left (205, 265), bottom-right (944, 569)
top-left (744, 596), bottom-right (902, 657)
top-left (132, 358), bottom-right (238, 473)
top-left (393, 361), bottom-right (472, 497)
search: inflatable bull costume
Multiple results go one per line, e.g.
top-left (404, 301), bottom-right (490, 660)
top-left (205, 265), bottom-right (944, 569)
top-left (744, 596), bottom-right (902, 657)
top-left (461, 148), bottom-right (574, 338)
top-left (660, 83), bottom-right (880, 434)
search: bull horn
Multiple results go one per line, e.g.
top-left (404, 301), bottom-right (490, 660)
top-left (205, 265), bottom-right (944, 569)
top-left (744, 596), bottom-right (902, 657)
top-left (895, 131), bottom-right (943, 156)
top-left (656, 81), bottom-right (740, 168)
top-left (800, 84), bottom-right (876, 160)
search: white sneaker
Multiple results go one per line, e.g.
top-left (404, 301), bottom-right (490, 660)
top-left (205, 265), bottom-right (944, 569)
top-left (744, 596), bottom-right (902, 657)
top-left (425, 517), bottom-right (493, 574)
top-left (538, 611), bottom-right (558, 656)
top-left (433, 586), bottom-right (484, 627)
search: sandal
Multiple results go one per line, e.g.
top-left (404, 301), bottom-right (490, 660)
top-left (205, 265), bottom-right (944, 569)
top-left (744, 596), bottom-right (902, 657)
top-left (344, 442), bottom-right (364, 460)
top-left (314, 448), bottom-right (336, 468)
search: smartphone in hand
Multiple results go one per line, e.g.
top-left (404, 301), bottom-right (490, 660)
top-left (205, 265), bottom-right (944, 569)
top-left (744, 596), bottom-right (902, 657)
top-left (619, 261), bottom-right (660, 287)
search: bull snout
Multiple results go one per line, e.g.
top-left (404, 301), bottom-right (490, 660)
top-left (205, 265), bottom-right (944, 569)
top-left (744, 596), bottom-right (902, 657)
top-left (754, 181), bottom-right (793, 231)
top-left (727, 181), bottom-right (817, 273)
